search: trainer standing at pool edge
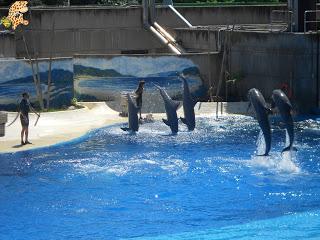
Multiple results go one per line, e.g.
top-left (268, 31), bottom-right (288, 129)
top-left (19, 92), bottom-right (39, 145)
top-left (135, 80), bottom-right (145, 120)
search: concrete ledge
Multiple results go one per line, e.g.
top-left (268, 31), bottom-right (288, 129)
top-left (177, 102), bottom-right (250, 116)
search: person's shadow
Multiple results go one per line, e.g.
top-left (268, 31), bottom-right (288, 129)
top-left (12, 144), bottom-right (24, 149)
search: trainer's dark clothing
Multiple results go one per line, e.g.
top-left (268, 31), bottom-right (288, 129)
top-left (19, 99), bottom-right (30, 127)
top-left (20, 114), bottom-right (29, 127)
top-left (20, 99), bottom-right (30, 115)
top-left (135, 86), bottom-right (143, 107)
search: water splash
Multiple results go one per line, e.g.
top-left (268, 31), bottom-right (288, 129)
top-left (255, 130), bottom-right (266, 156)
top-left (251, 129), bottom-right (300, 174)
top-left (279, 150), bottom-right (299, 173)
top-left (279, 130), bottom-right (299, 173)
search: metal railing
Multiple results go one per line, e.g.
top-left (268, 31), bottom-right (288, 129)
top-left (167, 4), bottom-right (193, 28)
top-left (304, 10), bottom-right (320, 33)
top-left (270, 10), bottom-right (293, 32)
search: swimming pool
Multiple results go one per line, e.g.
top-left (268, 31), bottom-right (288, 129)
top-left (0, 116), bottom-right (320, 239)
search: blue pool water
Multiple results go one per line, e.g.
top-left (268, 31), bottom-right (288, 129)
top-left (0, 116), bottom-right (320, 239)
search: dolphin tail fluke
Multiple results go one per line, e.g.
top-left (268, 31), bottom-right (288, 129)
top-left (162, 119), bottom-right (170, 127)
top-left (256, 153), bottom-right (269, 157)
top-left (282, 146), bottom-right (298, 153)
top-left (121, 127), bottom-right (131, 131)
top-left (180, 117), bottom-right (187, 125)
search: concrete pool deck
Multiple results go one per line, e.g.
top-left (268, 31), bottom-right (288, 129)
top-left (0, 102), bottom-right (125, 153)
top-left (0, 102), bottom-right (249, 153)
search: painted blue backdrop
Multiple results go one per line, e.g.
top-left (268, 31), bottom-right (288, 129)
top-left (0, 58), bottom-right (73, 111)
top-left (74, 56), bottom-right (207, 113)
top-left (0, 56), bottom-right (207, 113)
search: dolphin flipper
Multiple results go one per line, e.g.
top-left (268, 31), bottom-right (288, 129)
top-left (162, 119), bottom-right (170, 126)
top-left (180, 117), bottom-right (187, 125)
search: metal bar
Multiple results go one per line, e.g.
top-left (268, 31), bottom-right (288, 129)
top-left (149, 25), bottom-right (169, 44)
top-left (154, 22), bottom-right (176, 43)
top-left (270, 10), bottom-right (293, 32)
top-left (148, 25), bottom-right (182, 54)
top-left (304, 10), bottom-right (320, 33)
top-left (142, 0), bottom-right (149, 26)
top-left (168, 43), bottom-right (181, 55)
top-left (305, 11), bottom-right (307, 33)
top-left (168, 5), bottom-right (193, 28)
top-left (149, 0), bottom-right (155, 23)
top-left (317, 33), bottom-right (320, 108)
top-left (143, 0), bottom-right (182, 54)
top-left (216, 33), bottom-right (227, 119)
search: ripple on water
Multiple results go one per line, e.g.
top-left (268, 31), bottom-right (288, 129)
top-left (0, 115), bottom-right (319, 239)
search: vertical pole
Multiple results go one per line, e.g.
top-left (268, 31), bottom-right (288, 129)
top-left (149, 0), bottom-right (155, 24)
top-left (22, 33), bottom-right (43, 110)
top-left (47, 18), bottom-right (55, 111)
top-left (216, 33), bottom-right (227, 119)
top-left (142, 0), bottom-right (149, 26)
top-left (317, 33), bottom-right (319, 108)
top-left (29, 7), bottom-right (44, 110)
top-left (270, 11), bottom-right (273, 32)
top-left (207, 28), bottom-right (213, 102)
top-left (304, 11), bottom-right (307, 33)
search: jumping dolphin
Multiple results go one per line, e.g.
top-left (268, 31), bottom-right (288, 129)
top-left (154, 84), bottom-right (180, 134)
top-left (179, 74), bottom-right (197, 131)
top-left (271, 89), bottom-right (296, 153)
top-left (247, 88), bottom-right (272, 156)
top-left (121, 93), bottom-right (140, 132)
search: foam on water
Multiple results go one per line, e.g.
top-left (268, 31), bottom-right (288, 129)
top-left (251, 153), bottom-right (300, 175)
top-left (250, 125), bottom-right (300, 175)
